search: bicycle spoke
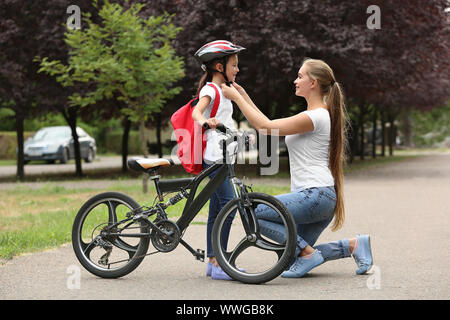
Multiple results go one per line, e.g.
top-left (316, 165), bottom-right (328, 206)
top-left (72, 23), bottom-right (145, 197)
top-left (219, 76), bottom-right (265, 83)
top-left (81, 239), bottom-right (97, 259)
top-left (110, 238), bottom-right (138, 259)
top-left (255, 239), bottom-right (285, 260)
top-left (106, 200), bottom-right (118, 224)
top-left (226, 237), bottom-right (254, 266)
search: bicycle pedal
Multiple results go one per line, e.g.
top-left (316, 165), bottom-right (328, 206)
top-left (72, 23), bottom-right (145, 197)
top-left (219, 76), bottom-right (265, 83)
top-left (195, 249), bottom-right (205, 262)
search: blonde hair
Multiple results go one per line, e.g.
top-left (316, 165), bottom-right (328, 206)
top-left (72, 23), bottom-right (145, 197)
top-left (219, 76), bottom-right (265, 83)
top-left (302, 58), bottom-right (348, 231)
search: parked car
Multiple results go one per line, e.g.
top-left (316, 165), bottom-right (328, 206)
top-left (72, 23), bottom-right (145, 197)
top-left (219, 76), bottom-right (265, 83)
top-left (23, 126), bottom-right (96, 164)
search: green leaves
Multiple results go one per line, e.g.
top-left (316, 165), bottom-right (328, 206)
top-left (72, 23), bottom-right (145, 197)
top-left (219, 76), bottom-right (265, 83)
top-left (37, 0), bottom-right (184, 123)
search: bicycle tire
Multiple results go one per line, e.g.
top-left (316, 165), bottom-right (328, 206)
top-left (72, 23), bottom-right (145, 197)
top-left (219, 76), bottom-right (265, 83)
top-left (212, 192), bottom-right (297, 284)
top-left (72, 192), bottom-right (150, 278)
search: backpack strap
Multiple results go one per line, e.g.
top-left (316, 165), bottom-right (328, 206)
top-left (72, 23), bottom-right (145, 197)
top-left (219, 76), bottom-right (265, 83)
top-left (207, 83), bottom-right (221, 118)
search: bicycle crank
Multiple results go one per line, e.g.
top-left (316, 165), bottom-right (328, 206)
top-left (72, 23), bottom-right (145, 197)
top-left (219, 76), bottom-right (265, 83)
top-left (150, 220), bottom-right (181, 253)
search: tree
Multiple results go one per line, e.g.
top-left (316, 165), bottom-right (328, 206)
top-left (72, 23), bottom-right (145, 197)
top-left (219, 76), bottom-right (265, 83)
top-left (0, 0), bottom-right (100, 179)
top-left (339, 0), bottom-right (449, 156)
top-left (38, 0), bottom-right (184, 192)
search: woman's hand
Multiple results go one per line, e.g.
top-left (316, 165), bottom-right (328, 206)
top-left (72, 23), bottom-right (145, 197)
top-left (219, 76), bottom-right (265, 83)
top-left (221, 83), bottom-right (242, 101)
top-left (232, 82), bottom-right (246, 95)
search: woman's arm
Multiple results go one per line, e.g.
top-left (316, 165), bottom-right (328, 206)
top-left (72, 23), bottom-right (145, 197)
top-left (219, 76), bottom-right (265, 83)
top-left (232, 83), bottom-right (266, 118)
top-left (192, 96), bottom-right (220, 128)
top-left (221, 83), bottom-right (313, 136)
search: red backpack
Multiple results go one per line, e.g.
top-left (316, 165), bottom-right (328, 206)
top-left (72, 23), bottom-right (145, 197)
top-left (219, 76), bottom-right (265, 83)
top-left (171, 83), bottom-right (220, 175)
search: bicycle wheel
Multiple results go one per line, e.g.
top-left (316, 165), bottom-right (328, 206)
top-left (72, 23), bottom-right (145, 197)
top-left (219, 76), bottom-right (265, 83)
top-left (72, 192), bottom-right (150, 278)
top-left (212, 192), bottom-right (297, 284)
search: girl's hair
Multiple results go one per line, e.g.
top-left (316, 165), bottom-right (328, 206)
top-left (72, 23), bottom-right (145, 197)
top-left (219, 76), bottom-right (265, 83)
top-left (302, 58), bottom-right (348, 231)
top-left (195, 56), bottom-right (230, 96)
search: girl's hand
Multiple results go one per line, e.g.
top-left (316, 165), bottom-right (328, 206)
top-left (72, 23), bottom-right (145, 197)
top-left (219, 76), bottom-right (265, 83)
top-left (221, 83), bottom-right (241, 101)
top-left (204, 117), bottom-right (220, 129)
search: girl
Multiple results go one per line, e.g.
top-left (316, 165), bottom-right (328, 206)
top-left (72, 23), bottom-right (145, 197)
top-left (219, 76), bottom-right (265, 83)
top-left (221, 58), bottom-right (374, 278)
top-left (191, 40), bottom-right (245, 280)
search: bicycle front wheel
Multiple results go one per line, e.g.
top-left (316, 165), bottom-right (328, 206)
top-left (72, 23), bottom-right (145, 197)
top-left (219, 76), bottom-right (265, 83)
top-left (72, 192), bottom-right (150, 278)
top-left (212, 192), bottom-right (297, 284)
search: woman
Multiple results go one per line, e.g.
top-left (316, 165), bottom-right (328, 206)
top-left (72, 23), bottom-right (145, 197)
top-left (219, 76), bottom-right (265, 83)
top-left (221, 58), bottom-right (373, 278)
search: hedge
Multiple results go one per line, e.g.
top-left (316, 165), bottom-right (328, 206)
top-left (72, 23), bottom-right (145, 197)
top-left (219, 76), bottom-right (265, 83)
top-left (0, 129), bottom-right (176, 159)
top-left (0, 132), bottom-right (34, 159)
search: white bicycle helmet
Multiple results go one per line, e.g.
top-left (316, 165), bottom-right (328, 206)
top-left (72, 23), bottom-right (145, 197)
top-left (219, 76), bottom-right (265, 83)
top-left (194, 40), bottom-right (245, 85)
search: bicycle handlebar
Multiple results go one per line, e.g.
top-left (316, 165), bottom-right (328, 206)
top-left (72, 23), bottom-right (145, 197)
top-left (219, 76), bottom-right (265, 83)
top-left (202, 122), bottom-right (250, 152)
top-left (202, 122), bottom-right (227, 133)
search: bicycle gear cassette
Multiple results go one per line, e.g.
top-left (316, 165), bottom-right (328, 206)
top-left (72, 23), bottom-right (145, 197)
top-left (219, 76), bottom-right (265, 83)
top-left (151, 220), bottom-right (180, 252)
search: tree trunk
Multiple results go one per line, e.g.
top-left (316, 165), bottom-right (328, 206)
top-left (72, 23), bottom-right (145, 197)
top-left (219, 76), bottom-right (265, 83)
top-left (359, 105), bottom-right (366, 160)
top-left (372, 108), bottom-right (377, 159)
top-left (63, 106), bottom-right (82, 177)
top-left (348, 118), bottom-right (357, 164)
top-left (156, 112), bottom-right (163, 158)
top-left (381, 111), bottom-right (386, 157)
top-left (401, 110), bottom-right (413, 148)
top-left (388, 115), bottom-right (395, 156)
top-left (15, 111), bottom-right (25, 181)
top-left (121, 117), bottom-right (131, 173)
top-left (139, 113), bottom-right (149, 193)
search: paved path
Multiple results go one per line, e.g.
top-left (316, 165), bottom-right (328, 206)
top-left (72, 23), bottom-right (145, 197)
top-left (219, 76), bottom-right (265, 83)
top-left (1, 153), bottom-right (449, 300)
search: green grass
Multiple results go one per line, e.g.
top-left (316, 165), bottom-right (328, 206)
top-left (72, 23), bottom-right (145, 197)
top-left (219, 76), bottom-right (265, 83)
top-left (0, 159), bottom-right (17, 166)
top-left (0, 181), bottom-right (291, 261)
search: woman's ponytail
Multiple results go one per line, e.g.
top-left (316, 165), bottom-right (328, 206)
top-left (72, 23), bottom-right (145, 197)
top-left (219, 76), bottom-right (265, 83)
top-left (326, 81), bottom-right (348, 231)
top-left (303, 58), bottom-right (349, 231)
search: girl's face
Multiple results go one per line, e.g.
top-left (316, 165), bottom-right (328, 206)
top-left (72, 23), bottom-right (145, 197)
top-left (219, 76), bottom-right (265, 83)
top-left (293, 65), bottom-right (314, 97)
top-left (225, 54), bottom-right (239, 82)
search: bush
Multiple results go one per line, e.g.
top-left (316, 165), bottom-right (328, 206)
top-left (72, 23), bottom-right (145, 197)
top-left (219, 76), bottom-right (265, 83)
top-left (0, 127), bottom-right (175, 159)
top-left (411, 102), bottom-right (450, 147)
top-left (0, 132), bottom-right (34, 159)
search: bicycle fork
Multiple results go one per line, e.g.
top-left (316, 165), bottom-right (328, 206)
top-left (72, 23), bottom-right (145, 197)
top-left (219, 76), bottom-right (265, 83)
top-left (230, 177), bottom-right (260, 241)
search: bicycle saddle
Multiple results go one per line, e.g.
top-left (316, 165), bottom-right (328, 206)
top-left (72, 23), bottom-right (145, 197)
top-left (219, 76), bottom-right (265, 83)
top-left (127, 158), bottom-right (174, 173)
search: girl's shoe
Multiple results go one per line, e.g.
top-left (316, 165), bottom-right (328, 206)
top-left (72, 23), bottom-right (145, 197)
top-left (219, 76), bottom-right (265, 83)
top-left (281, 250), bottom-right (324, 278)
top-left (352, 234), bottom-right (373, 275)
top-left (206, 262), bottom-right (213, 277)
top-left (211, 265), bottom-right (233, 280)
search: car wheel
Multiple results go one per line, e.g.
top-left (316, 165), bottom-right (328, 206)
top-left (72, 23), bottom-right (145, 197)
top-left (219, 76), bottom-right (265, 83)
top-left (84, 148), bottom-right (95, 163)
top-left (60, 148), bottom-right (69, 164)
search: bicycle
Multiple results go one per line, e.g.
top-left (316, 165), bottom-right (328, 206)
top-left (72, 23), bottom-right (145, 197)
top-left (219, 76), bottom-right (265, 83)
top-left (72, 124), bottom-right (297, 284)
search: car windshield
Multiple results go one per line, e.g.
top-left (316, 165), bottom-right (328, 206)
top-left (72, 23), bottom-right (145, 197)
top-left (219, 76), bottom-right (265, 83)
top-left (33, 127), bottom-right (71, 140)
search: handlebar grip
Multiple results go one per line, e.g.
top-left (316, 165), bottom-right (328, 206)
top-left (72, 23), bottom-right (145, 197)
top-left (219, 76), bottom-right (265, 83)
top-left (202, 122), bottom-right (228, 133)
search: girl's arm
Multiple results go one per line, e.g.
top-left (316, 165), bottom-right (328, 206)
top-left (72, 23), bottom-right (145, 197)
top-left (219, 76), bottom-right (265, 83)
top-left (192, 96), bottom-right (220, 128)
top-left (221, 83), bottom-right (313, 136)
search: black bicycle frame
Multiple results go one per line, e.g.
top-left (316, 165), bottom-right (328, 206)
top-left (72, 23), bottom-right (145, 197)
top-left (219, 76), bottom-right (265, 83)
top-left (110, 131), bottom-right (253, 261)
top-left (175, 162), bottom-right (230, 232)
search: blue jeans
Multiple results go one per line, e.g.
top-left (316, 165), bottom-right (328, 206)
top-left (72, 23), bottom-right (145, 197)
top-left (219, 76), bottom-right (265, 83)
top-left (255, 186), bottom-right (352, 262)
top-left (203, 162), bottom-right (236, 258)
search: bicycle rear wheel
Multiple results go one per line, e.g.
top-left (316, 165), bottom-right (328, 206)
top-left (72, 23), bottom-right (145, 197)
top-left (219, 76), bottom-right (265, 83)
top-left (212, 192), bottom-right (297, 284)
top-left (72, 192), bottom-right (150, 278)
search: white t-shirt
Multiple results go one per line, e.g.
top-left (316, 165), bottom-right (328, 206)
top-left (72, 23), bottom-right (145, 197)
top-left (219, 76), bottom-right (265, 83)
top-left (199, 82), bottom-right (236, 162)
top-left (284, 108), bottom-right (334, 191)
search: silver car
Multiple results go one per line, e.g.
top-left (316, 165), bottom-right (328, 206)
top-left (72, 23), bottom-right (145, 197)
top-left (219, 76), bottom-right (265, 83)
top-left (24, 126), bottom-right (96, 164)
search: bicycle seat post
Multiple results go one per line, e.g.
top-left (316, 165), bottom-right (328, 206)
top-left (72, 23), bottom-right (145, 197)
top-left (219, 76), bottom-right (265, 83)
top-left (148, 169), bottom-right (163, 201)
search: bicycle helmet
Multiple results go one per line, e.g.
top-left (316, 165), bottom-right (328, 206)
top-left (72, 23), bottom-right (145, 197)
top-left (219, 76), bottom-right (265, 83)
top-left (194, 40), bottom-right (245, 85)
